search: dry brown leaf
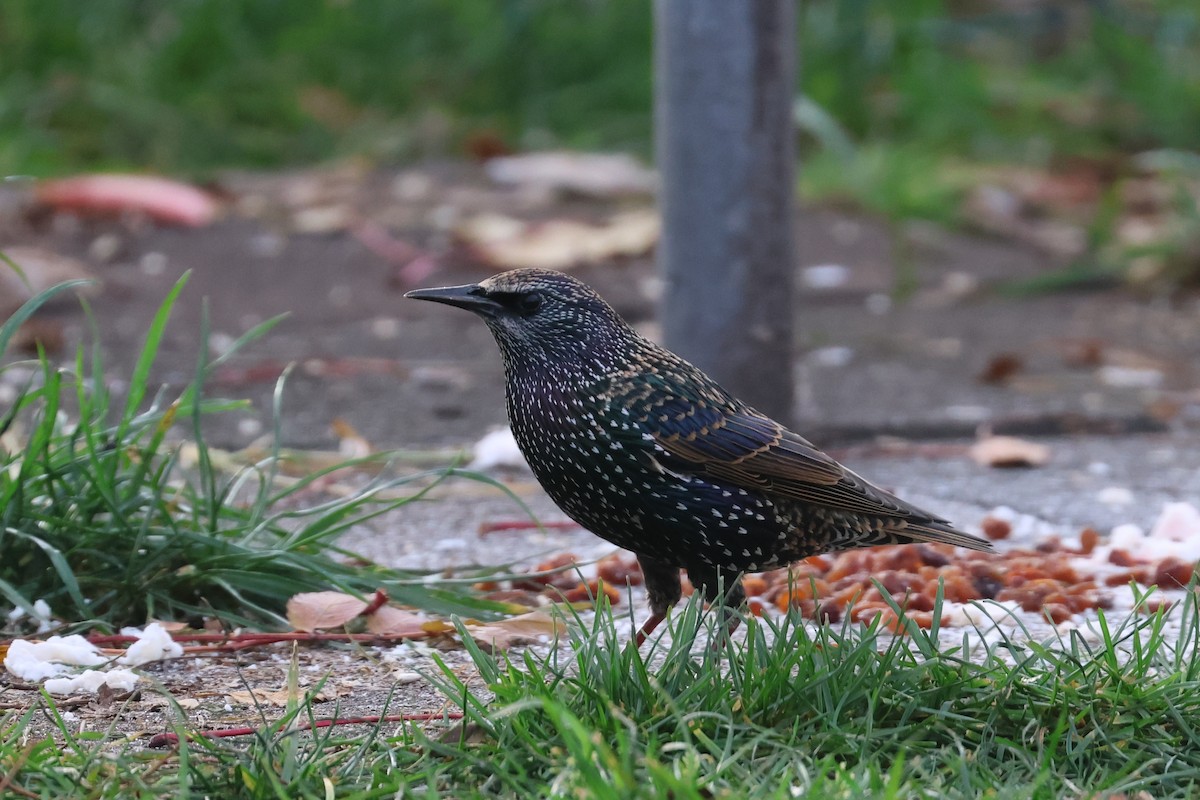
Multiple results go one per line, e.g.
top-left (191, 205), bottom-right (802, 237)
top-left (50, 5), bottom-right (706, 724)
top-left (227, 687), bottom-right (335, 707)
top-left (0, 247), bottom-right (98, 318)
top-left (145, 696), bottom-right (201, 711)
top-left (420, 619), bottom-right (457, 636)
top-left (969, 436), bottom-right (1052, 469)
top-left (464, 608), bottom-right (565, 651)
top-left (456, 210), bottom-right (659, 270)
top-left (365, 606), bottom-right (427, 636)
top-left (287, 591), bottom-right (368, 631)
top-left (147, 620), bottom-right (190, 633)
top-left (484, 151), bottom-right (656, 197)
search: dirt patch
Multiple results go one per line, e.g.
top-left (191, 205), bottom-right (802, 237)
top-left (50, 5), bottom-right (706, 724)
top-left (1, 639), bottom-right (489, 746)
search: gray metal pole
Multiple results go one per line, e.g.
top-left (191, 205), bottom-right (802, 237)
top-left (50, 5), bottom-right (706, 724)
top-left (655, 0), bottom-right (797, 424)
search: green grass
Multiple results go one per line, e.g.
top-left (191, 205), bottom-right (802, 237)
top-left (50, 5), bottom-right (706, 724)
top-left (5, 588), bottom-right (1200, 798)
top-left (5, 1), bottom-right (1199, 283)
top-left (3, 0), bottom-right (1198, 178)
top-left (4, 279), bottom-right (1200, 795)
top-left (0, 274), bottom-right (516, 631)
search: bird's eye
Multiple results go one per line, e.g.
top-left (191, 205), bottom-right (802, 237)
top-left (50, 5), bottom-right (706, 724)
top-left (516, 291), bottom-right (544, 315)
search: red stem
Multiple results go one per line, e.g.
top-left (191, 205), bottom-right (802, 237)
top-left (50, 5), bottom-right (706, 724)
top-left (478, 519), bottom-right (580, 535)
top-left (73, 631), bottom-right (431, 648)
top-left (360, 588), bottom-right (390, 617)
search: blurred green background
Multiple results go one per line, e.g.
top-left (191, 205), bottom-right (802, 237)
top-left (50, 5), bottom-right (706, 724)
top-left (3, 0), bottom-right (1199, 264)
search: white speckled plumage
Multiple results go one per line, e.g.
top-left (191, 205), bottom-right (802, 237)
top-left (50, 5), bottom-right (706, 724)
top-left (406, 269), bottom-right (992, 642)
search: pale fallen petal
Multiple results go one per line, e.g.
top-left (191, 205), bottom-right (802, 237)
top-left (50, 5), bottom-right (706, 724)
top-left (227, 687), bottom-right (336, 707)
top-left (287, 591), bottom-right (369, 632)
top-left (464, 608), bottom-right (565, 651)
top-left (365, 606), bottom-right (427, 636)
top-left (484, 151), bottom-right (656, 197)
top-left (35, 174), bottom-right (218, 227)
top-left (469, 427), bottom-right (527, 471)
top-left (457, 210), bottom-right (659, 271)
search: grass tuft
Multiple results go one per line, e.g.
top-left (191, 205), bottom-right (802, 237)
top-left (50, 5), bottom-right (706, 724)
top-left (0, 274), bottom-right (509, 630)
top-left (5, 589), bottom-right (1200, 796)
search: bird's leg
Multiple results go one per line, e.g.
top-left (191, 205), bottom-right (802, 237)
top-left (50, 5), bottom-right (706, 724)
top-left (634, 554), bottom-right (682, 646)
top-left (687, 566), bottom-right (746, 648)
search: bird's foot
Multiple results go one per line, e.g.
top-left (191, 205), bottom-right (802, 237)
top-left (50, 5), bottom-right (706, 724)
top-left (707, 614), bottom-right (742, 652)
top-left (633, 612), bottom-right (666, 647)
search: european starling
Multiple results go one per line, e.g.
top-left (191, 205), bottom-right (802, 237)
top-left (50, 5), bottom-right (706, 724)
top-left (406, 269), bottom-right (992, 643)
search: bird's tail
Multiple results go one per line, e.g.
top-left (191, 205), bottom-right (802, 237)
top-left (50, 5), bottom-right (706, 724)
top-left (898, 520), bottom-right (994, 553)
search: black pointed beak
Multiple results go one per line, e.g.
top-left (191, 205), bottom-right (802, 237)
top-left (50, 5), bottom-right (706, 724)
top-left (404, 283), bottom-right (500, 314)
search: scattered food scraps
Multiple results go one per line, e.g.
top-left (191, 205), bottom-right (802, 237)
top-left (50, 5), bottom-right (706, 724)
top-left (4, 635), bottom-right (107, 681)
top-left (969, 435), bottom-right (1052, 468)
top-left (980, 516), bottom-right (1013, 540)
top-left (44, 668), bottom-right (140, 696)
top-left (5, 598), bottom-right (54, 633)
top-left (800, 264), bottom-right (850, 290)
top-left (977, 353), bottom-right (1024, 385)
top-left (470, 427), bottom-right (527, 471)
top-left (118, 622), bottom-right (184, 667)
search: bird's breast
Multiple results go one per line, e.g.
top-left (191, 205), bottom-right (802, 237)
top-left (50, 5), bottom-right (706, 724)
top-left (504, 376), bottom-right (792, 569)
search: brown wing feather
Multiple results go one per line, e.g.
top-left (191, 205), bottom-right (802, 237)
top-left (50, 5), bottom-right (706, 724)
top-left (658, 412), bottom-right (845, 488)
top-left (652, 408), bottom-right (959, 529)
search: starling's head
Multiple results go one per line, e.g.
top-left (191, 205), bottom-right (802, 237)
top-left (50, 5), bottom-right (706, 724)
top-left (405, 269), bottom-right (634, 366)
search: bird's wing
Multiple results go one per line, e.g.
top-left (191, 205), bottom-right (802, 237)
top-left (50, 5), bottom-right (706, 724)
top-left (611, 385), bottom-right (951, 523)
top-left (644, 396), bottom-right (844, 487)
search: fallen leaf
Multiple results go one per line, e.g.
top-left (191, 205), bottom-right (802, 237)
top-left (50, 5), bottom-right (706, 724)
top-left (0, 246), bottom-right (98, 318)
top-left (484, 151), bottom-right (656, 197)
top-left (420, 619), bottom-right (457, 636)
top-left (480, 589), bottom-right (544, 608)
top-left (292, 204), bottom-right (354, 234)
top-left (35, 174), bottom-right (218, 226)
top-left (287, 591), bottom-right (368, 631)
top-left (227, 687), bottom-right (335, 707)
top-left (456, 210), bottom-right (659, 270)
top-left (144, 620), bottom-right (190, 633)
top-left (365, 606), bottom-right (427, 636)
top-left (969, 436), bottom-right (1052, 468)
top-left (464, 608), bottom-right (565, 652)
